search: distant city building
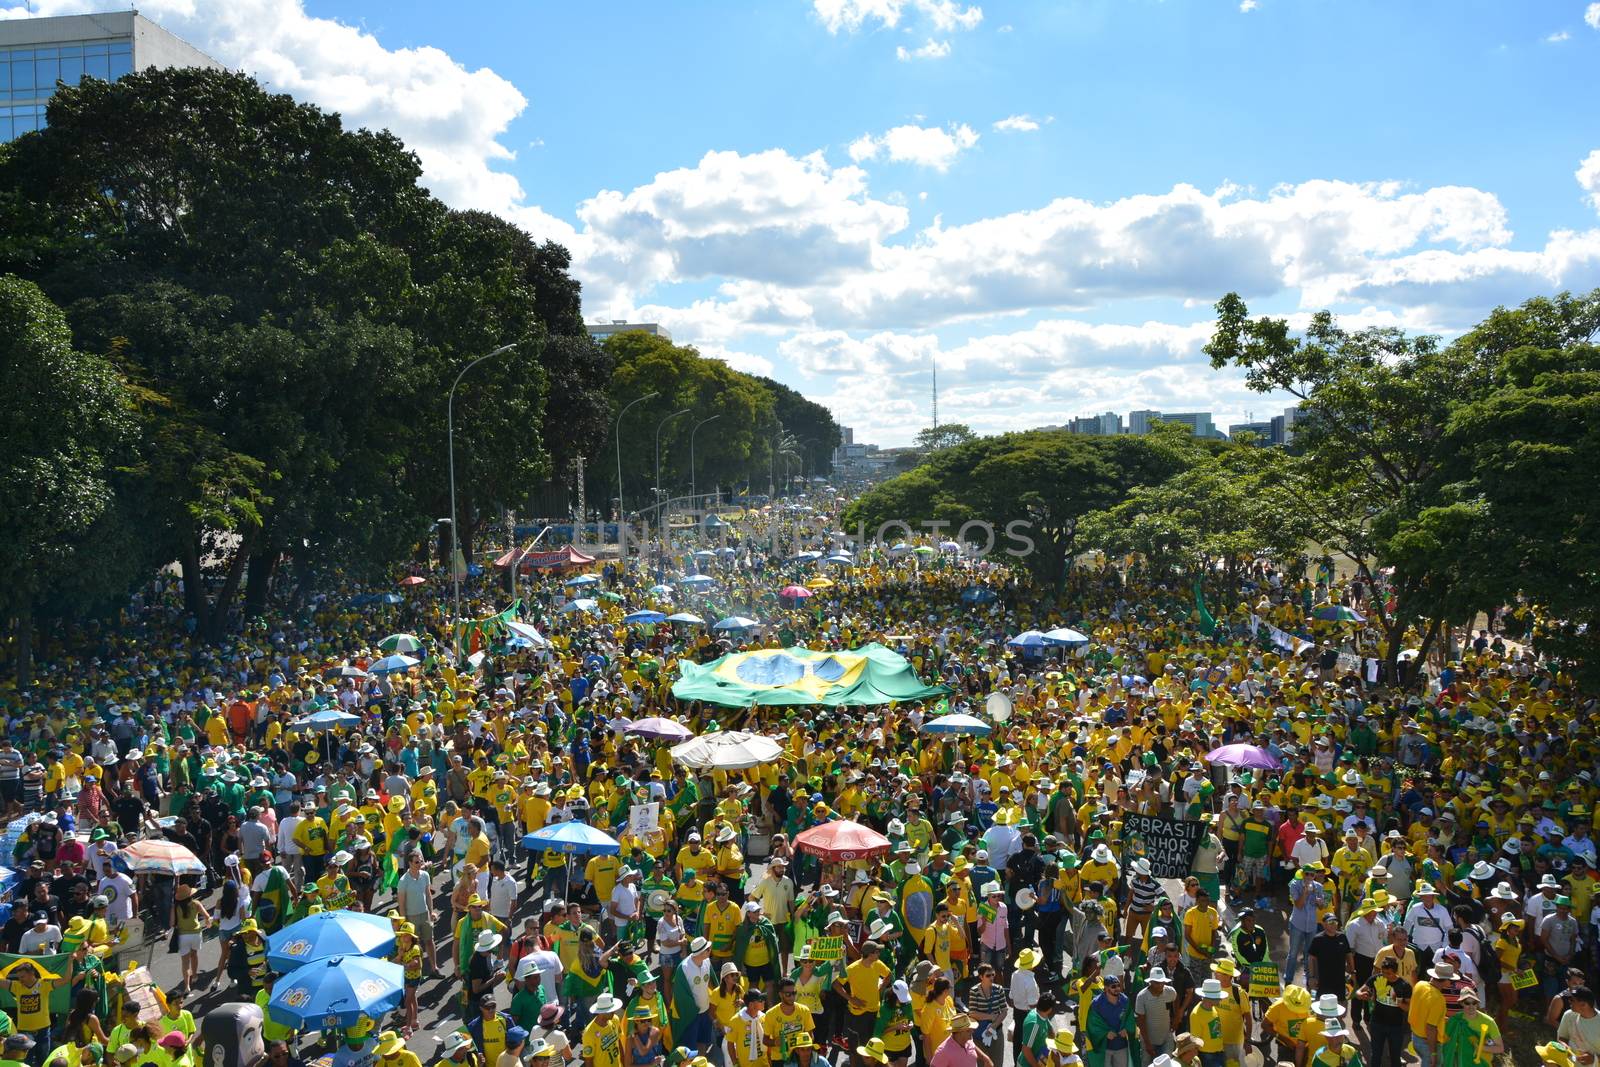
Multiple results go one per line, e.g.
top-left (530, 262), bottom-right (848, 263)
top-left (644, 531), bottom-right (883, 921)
top-left (587, 321), bottom-right (672, 344)
top-left (1126, 409), bottom-right (1162, 436)
top-left (1159, 411), bottom-right (1222, 439)
top-left (1228, 420), bottom-right (1277, 444)
top-left (1067, 411), bottom-right (1123, 436)
top-left (1279, 405), bottom-right (1305, 445)
top-left (1, 12), bottom-right (223, 141)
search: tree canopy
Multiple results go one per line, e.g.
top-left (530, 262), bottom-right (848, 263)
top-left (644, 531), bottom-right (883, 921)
top-left (0, 68), bottom-right (609, 637)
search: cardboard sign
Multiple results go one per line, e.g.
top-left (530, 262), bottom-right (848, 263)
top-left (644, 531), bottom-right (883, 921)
top-left (1247, 961), bottom-right (1281, 1000)
top-left (629, 803), bottom-right (659, 834)
top-left (121, 965), bottom-right (163, 1023)
top-left (1121, 813), bottom-right (1206, 879)
top-left (807, 935), bottom-right (845, 962)
top-left (1511, 968), bottom-right (1539, 991)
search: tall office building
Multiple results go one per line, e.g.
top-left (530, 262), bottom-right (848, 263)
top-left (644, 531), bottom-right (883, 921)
top-left (1, 12), bottom-right (223, 141)
top-left (1126, 409), bottom-right (1161, 435)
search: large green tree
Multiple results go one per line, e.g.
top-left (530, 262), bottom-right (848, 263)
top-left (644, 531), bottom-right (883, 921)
top-left (0, 275), bottom-right (135, 685)
top-left (1443, 290), bottom-right (1600, 682)
top-left (843, 430), bottom-right (1187, 590)
top-left (599, 332), bottom-right (779, 514)
top-left (0, 69), bottom-right (589, 636)
top-left (1205, 293), bottom-right (1504, 671)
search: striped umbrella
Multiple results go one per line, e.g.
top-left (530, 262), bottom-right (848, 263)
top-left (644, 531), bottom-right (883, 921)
top-left (121, 839), bottom-right (206, 876)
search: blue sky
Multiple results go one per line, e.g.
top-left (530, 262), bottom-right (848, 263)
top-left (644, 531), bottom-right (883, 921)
top-left (8, 0), bottom-right (1600, 444)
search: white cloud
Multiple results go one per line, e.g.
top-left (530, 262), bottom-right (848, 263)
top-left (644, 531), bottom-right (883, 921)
top-left (1588, 3), bottom-right (1600, 29)
top-left (849, 123), bottom-right (979, 171)
top-left (812, 0), bottom-right (981, 35)
top-left (0, 0), bottom-right (575, 245)
top-left (575, 148), bottom-right (908, 306)
top-left (1547, 30), bottom-right (1571, 42)
top-left (1239, 0), bottom-right (1258, 12)
top-left (896, 38), bottom-right (952, 60)
top-left (1580, 150), bottom-right (1600, 214)
top-left (993, 114), bottom-right (1041, 132)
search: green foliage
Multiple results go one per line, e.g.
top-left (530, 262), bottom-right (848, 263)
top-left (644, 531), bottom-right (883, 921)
top-left (755, 376), bottom-right (842, 478)
top-left (0, 275), bottom-right (136, 680)
top-left (0, 68), bottom-right (604, 638)
top-left (601, 332), bottom-right (782, 509)
top-left (915, 423), bottom-right (977, 452)
top-left (1076, 433), bottom-right (1302, 597)
top-left (1444, 289), bottom-right (1600, 682)
top-left (843, 430), bottom-right (1187, 589)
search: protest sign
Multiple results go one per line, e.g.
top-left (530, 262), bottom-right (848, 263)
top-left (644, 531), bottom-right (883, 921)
top-left (1247, 961), bottom-right (1281, 1000)
top-left (121, 964), bottom-right (163, 1023)
top-left (1121, 813), bottom-right (1206, 879)
top-left (807, 935), bottom-right (845, 961)
top-left (629, 803), bottom-right (659, 835)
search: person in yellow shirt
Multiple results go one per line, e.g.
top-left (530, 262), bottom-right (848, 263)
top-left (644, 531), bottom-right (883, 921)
top-left (293, 804), bottom-right (330, 879)
top-left (1264, 985), bottom-right (1312, 1064)
top-left (1190, 980), bottom-right (1228, 1062)
top-left (762, 979), bottom-right (815, 1062)
top-left (723, 990), bottom-right (769, 1067)
top-left (581, 996), bottom-right (626, 1067)
top-left (834, 941), bottom-right (891, 1049)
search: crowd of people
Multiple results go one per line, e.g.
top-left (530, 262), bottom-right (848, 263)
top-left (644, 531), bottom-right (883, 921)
top-left (0, 498), bottom-right (1593, 1067)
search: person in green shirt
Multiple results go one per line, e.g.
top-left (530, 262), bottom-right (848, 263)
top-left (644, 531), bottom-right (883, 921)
top-left (509, 961), bottom-right (549, 1031)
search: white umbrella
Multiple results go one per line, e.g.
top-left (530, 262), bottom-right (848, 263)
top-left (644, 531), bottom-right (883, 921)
top-left (670, 731), bottom-right (785, 770)
top-left (506, 621), bottom-right (550, 647)
top-left (559, 599), bottom-right (599, 614)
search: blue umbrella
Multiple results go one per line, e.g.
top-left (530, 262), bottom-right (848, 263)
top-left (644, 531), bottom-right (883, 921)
top-left (960, 587), bottom-right (997, 604)
top-left (564, 573), bottom-right (600, 588)
top-left (1006, 630), bottom-right (1050, 649)
top-left (1042, 627), bottom-right (1090, 646)
top-left (266, 954), bottom-right (404, 1029)
top-left (559, 598), bottom-right (599, 614)
top-left (520, 821), bottom-right (621, 856)
top-left (624, 609), bottom-right (667, 625)
top-left (713, 616), bottom-right (760, 631)
top-left (679, 574), bottom-right (716, 587)
top-left (290, 710), bottom-right (361, 733)
top-left (267, 909), bottom-right (396, 971)
top-left (666, 612), bottom-right (706, 625)
top-left (377, 593), bottom-right (403, 605)
top-left (648, 584), bottom-right (675, 596)
top-left (367, 654), bottom-right (421, 674)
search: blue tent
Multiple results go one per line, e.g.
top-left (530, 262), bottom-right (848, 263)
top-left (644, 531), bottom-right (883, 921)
top-left (267, 909), bottom-right (396, 971)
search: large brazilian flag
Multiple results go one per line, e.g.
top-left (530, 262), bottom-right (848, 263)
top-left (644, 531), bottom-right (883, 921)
top-left (671, 642), bottom-right (948, 708)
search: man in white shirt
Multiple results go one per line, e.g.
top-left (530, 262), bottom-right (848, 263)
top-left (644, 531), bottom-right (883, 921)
top-left (97, 871), bottom-right (137, 929)
top-left (1403, 883), bottom-right (1452, 961)
top-left (19, 914), bottom-right (61, 955)
top-left (476, 859), bottom-right (519, 925)
top-left (677, 938), bottom-right (716, 1054)
top-left (276, 809), bottom-right (304, 878)
top-left (608, 867), bottom-right (643, 940)
top-left (1291, 824), bottom-right (1329, 871)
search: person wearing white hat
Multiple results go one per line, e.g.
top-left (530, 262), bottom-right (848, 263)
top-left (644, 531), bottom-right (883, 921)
top-left (1189, 979), bottom-right (1228, 1066)
top-left (1135, 967), bottom-right (1177, 1059)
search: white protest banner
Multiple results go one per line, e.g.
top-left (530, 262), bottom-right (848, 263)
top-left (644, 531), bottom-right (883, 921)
top-left (629, 802), bottom-right (659, 835)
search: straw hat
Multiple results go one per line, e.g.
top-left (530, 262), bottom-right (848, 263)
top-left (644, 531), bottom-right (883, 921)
top-left (375, 1032), bottom-right (406, 1057)
top-left (1015, 948), bottom-right (1042, 971)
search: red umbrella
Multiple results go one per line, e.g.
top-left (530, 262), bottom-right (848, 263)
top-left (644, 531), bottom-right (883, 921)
top-left (794, 819), bottom-right (891, 862)
top-left (398, 576), bottom-right (427, 587)
top-left (779, 585), bottom-right (813, 599)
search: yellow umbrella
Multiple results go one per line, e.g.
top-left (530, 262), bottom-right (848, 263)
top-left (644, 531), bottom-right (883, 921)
top-left (805, 576), bottom-right (835, 590)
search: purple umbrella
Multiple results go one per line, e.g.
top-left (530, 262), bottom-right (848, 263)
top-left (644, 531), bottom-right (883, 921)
top-left (624, 716), bottom-right (695, 742)
top-left (1205, 743), bottom-right (1283, 770)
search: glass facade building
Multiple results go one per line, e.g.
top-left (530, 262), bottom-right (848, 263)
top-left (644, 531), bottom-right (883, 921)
top-left (0, 12), bottom-right (221, 141)
top-left (0, 38), bottom-right (134, 139)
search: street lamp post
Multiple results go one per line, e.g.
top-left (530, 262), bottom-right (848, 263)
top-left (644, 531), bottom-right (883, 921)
top-left (654, 408), bottom-right (691, 555)
top-left (690, 414), bottom-right (722, 516)
top-left (613, 391), bottom-right (659, 523)
top-left (448, 342), bottom-right (517, 620)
